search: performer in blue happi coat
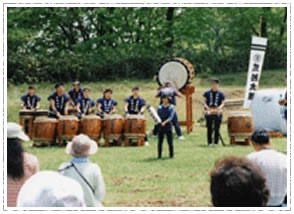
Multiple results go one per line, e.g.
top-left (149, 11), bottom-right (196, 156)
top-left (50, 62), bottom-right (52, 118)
top-left (96, 88), bottom-right (118, 118)
top-left (203, 78), bottom-right (226, 147)
top-left (76, 87), bottom-right (96, 119)
top-left (124, 86), bottom-right (149, 146)
top-left (21, 85), bottom-right (41, 111)
top-left (48, 83), bottom-right (70, 118)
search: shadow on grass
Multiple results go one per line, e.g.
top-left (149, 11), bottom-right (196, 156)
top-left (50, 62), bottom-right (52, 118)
top-left (141, 157), bottom-right (171, 162)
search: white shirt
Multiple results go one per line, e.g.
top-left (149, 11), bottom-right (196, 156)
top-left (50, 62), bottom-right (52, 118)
top-left (247, 149), bottom-right (287, 206)
top-left (58, 157), bottom-right (105, 207)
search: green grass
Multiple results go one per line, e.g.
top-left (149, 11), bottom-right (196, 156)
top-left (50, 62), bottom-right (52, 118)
top-left (8, 69), bottom-right (287, 207)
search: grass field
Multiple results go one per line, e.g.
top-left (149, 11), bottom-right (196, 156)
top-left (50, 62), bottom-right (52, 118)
top-left (7, 69), bottom-right (287, 207)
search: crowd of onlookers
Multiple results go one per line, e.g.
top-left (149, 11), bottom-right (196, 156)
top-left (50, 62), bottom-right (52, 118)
top-left (7, 122), bottom-right (287, 207)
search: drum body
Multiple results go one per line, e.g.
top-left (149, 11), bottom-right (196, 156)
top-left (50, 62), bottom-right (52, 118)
top-left (33, 118), bottom-right (58, 146)
top-left (80, 115), bottom-right (101, 142)
top-left (19, 111), bottom-right (34, 139)
top-left (227, 111), bottom-right (254, 145)
top-left (102, 115), bottom-right (124, 140)
top-left (124, 115), bottom-right (146, 138)
top-left (57, 116), bottom-right (79, 144)
top-left (157, 58), bottom-right (194, 90)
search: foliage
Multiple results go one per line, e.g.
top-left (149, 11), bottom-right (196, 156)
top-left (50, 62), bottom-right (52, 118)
top-left (7, 7), bottom-right (287, 83)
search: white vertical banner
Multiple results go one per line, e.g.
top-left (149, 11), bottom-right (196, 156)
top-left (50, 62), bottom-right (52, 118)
top-left (243, 36), bottom-right (268, 108)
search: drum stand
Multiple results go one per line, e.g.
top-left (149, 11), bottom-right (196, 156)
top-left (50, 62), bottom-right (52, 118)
top-left (124, 136), bottom-right (145, 147)
top-left (178, 85), bottom-right (195, 134)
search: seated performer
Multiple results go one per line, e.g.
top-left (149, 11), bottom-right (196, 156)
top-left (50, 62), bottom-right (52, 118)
top-left (157, 94), bottom-right (175, 159)
top-left (76, 87), bottom-right (96, 119)
top-left (68, 80), bottom-right (83, 107)
top-left (96, 88), bottom-right (118, 118)
top-left (124, 86), bottom-right (149, 146)
top-left (21, 85), bottom-right (41, 111)
top-left (155, 82), bottom-right (184, 140)
top-left (48, 83), bottom-right (70, 118)
top-left (203, 78), bottom-right (226, 147)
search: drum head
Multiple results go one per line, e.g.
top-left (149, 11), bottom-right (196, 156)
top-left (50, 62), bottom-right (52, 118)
top-left (82, 115), bottom-right (101, 120)
top-left (157, 59), bottom-right (190, 90)
top-left (103, 114), bottom-right (123, 120)
top-left (34, 117), bottom-right (58, 123)
top-left (126, 115), bottom-right (145, 120)
top-left (59, 115), bottom-right (79, 121)
top-left (228, 111), bottom-right (252, 117)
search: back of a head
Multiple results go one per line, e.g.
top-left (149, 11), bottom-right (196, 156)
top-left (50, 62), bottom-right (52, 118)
top-left (7, 138), bottom-right (24, 179)
top-left (17, 171), bottom-right (85, 207)
top-left (251, 129), bottom-right (270, 145)
top-left (210, 156), bottom-right (269, 207)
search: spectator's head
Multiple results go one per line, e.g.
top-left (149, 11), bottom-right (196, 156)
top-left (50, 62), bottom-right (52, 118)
top-left (28, 85), bottom-right (36, 96)
top-left (17, 171), bottom-right (85, 207)
top-left (211, 78), bottom-right (220, 91)
top-left (103, 88), bottom-right (113, 99)
top-left (210, 156), bottom-right (269, 207)
top-left (7, 123), bottom-right (30, 179)
top-left (55, 83), bottom-right (64, 94)
top-left (83, 87), bottom-right (91, 98)
top-left (251, 129), bottom-right (270, 151)
top-left (66, 134), bottom-right (98, 158)
top-left (73, 80), bottom-right (80, 90)
top-left (132, 86), bottom-right (139, 97)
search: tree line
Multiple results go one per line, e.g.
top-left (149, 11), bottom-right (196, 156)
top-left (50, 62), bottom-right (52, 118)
top-left (7, 7), bottom-right (287, 83)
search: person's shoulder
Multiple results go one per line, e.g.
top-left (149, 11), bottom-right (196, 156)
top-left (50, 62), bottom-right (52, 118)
top-left (75, 97), bottom-right (82, 102)
top-left (97, 97), bottom-right (103, 102)
top-left (203, 89), bottom-right (210, 96)
top-left (23, 152), bottom-right (39, 167)
top-left (246, 151), bottom-right (258, 160)
top-left (21, 94), bottom-right (27, 100)
top-left (112, 98), bottom-right (118, 104)
top-left (48, 92), bottom-right (56, 99)
top-left (58, 162), bottom-right (71, 171)
top-left (124, 96), bottom-right (131, 102)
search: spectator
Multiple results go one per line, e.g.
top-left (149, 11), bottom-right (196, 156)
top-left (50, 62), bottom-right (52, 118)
top-left (17, 171), bottom-right (85, 207)
top-left (58, 134), bottom-right (105, 207)
top-left (210, 156), bottom-right (269, 207)
top-left (247, 129), bottom-right (287, 207)
top-left (7, 122), bottom-right (39, 207)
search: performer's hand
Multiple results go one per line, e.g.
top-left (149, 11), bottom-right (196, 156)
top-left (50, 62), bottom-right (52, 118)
top-left (56, 112), bottom-right (61, 118)
top-left (161, 121), bottom-right (166, 127)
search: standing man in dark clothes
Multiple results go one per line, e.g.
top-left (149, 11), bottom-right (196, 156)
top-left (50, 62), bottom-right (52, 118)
top-left (76, 87), bottom-right (96, 119)
top-left (203, 78), bottom-right (226, 147)
top-left (68, 80), bottom-right (83, 107)
top-left (157, 94), bottom-right (175, 159)
top-left (155, 82), bottom-right (184, 140)
top-left (124, 86), bottom-right (149, 146)
top-left (21, 85), bottom-right (41, 111)
top-left (48, 83), bottom-right (70, 119)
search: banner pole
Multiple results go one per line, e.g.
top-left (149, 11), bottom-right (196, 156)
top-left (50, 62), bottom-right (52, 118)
top-left (259, 16), bottom-right (262, 37)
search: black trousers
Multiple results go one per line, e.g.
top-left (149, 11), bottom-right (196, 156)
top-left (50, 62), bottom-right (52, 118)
top-left (158, 130), bottom-right (174, 158)
top-left (206, 115), bottom-right (222, 145)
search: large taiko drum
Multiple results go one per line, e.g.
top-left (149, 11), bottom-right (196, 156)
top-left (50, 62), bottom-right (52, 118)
top-left (33, 117), bottom-right (58, 146)
top-left (102, 114), bottom-right (124, 146)
top-left (79, 115), bottom-right (102, 144)
top-left (227, 111), bottom-right (254, 146)
top-left (57, 116), bottom-right (79, 146)
top-left (19, 110), bottom-right (48, 139)
top-left (157, 58), bottom-right (195, 90)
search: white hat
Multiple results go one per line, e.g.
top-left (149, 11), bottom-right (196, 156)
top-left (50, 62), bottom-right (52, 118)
top-left (17, 171), bottom-right (85, 207)
top-left (66, 134), bottom-right (98, 157)
top-left (7, 122), bottom-right (30, 141)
